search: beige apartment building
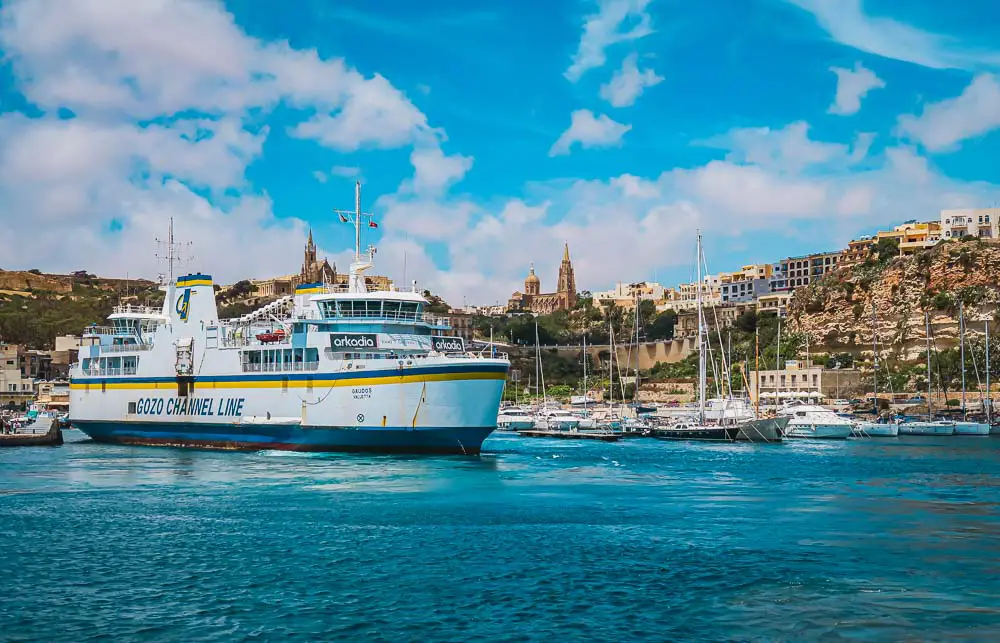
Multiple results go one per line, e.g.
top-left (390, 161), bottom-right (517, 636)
top-left (750, 360), bottom-right (863, 406)
top-left (1, 343), bottom-right (34, 406)
top-left (781, 251), bottom-right (842, 291)
top-left (940, 208), bottom-right (1000, 241)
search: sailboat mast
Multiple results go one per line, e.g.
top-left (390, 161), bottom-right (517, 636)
top-left (634, 292), bottom-right (640, 402)
top-left (872, 298), bottom-right (878, 416)
top-left (536, 321), bottom-right (546, 404)
top-left (960, 301), bottom-right (966, 419)
top-left (608, 323), bottom-right (614, 407)
top-left (754, 324), bottom-right (760, 416)
top-left (988, 319), bottom-right (992, 425)
top-left (696, 232), bottom-right (706, 424)
top-left (583, 334), bottom-right (588, 410)
top-left (926, 310), bottom-right (932, 421)
top-left (776, 312), bottom-right (782, 408)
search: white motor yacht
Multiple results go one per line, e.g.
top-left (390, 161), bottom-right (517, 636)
top-left (779, 403), bottom-right (853, 439)
top-left (496, 406), bottom-right (535, 431)
top-left (534, 408), bottom-right (580, 431)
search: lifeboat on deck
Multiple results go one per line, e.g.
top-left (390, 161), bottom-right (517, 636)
top-left (255, 329), bottom-right (287, 343)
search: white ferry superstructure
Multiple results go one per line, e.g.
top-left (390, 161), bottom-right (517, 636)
top-left (69, 182), bottom-right (509, 455)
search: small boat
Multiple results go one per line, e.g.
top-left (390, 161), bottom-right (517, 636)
top-left (0, 417), bottom-right (63, 447)
top-left (496, 407), bottom-right (535, 431)
top-left (852, 421), bottom-right (899, 437)
top-left (898, 421), bottom-right (955, 436)
top-left (255, 329), bottom-right (287, 343)
top-left (954, 421), bottom-right (990, 435)
top-left (651, 420), bottom-right (738, 442)
top-left (779, 403), bottom-right (853, 439)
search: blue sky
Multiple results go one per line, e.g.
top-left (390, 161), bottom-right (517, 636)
top-left (2, 0), bottom-right (1000, 305)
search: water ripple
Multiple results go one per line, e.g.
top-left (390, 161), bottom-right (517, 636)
top-left (3, 435), bottom-right (1000, 640)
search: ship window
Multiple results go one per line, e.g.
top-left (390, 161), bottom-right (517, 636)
top-left (383, 300), bottom-right (402, 318)
top-left (339, 300), bottom-right (363, 317)
top-left (366, 300), bottom-right (382, 317)
top-left (128, 402), bottom-right (137, 414)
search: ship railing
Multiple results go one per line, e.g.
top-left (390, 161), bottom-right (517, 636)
top-left (112, 304), bottom-right (159, 316)
top-left (101, 342), bottom-right (154, 353)
top-left (220, 335), bottom-right (293, 349)
top-left (240, 362), bottom-right (320, 373)
top-left (292, 310), bottom-right (451, 326)
top-left (83, 325), bottom-right (132, 337)
top-left (80, 366), bottom-right (139, 377)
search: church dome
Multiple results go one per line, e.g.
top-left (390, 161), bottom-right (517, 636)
top-left (525, 266), bottom-right (540, 285)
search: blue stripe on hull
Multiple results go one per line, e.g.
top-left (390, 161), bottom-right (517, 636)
top-left (73, 421), bottom-right (495, 455)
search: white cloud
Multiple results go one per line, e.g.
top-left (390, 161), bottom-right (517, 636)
top-left (849, 132), bottom-right (876, 163)
top-left (599, 53), bottom-right (663, 107)
top-left (312, 170), bottom-right (328, 183)
top-left (405, 147), bottom-right (474, 196)
top-left (701, 121), bottom-right (852, 172)
top-left (0, 0), bottom-right (436, 153)
top-left (565, 0), bottom-right (654, 82)
top-left (331, 166), bottom-right (361, 178)
top-left (897, 74), bottom-right (1000, 151)
top-left (828, 62), bottom-right (885, 115)
top-left (786, 0), bottom-right (1000, 70)
top-left (0, 0), bottom-right (454, 284)
top-left (549, 110), bottom-right (631, 156)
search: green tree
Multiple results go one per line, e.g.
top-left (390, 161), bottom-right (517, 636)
top-left (647, 309), bottom-right (677, 341)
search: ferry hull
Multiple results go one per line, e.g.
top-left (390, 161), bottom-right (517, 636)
top-left (74, 420), bottom-right (495, 455)
top-left (70, 364), bottom-right (508, 456)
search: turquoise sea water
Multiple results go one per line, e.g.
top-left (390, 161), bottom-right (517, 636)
top-left (3, 431), bottom-right (1000, 641)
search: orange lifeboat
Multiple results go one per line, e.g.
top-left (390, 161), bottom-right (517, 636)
top-left (255, 329), bottom-right (287, 343)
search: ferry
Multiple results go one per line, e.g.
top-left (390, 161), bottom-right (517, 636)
top-left (68, 183), bottom-right (510, 455)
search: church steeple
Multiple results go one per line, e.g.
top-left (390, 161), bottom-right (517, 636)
top-left (557, 242), bottom-right (576, 307)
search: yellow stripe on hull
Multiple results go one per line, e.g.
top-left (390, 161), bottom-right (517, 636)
top-left (70, 371), bottom-right (506, 391)
top-left (176, 279), bottom-right (213, 287)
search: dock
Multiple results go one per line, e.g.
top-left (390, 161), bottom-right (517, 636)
top-left (517, 430), bottom-right (621, 442)
top-left (0, 417), bottom-right (63, 447)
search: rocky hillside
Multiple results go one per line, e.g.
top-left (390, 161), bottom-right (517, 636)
top-left (789, 239), bottom-right (1000, 362)
top-left (0, 269), bottom-right (159, 349)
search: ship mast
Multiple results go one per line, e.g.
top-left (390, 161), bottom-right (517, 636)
top-left (333, 180), bottom-right (379, 294)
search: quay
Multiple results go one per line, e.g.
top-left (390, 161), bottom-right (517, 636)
top-left (517, 429), bottom-right (621, 442)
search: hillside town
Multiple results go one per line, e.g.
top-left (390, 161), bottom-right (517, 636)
top-left (1, 208), bottom-right (997, 412)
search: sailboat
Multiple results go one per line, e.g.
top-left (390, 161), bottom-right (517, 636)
top-left (853, 299), bottom-right (899, 437)
top-left (899, 311), bottom-right (955, 435)
top-left (652, 233), bottom-right (739, 441)
top-left (954, 302), bottom-right (990, 435)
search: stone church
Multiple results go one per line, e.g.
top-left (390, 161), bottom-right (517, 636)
top-left (507, 243), bottom-right (578, 314)
top-left (300, 229), bottom-right (337, 285)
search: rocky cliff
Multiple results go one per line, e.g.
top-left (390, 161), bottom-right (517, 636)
top-left (788, 239), bottom-right (1000, 362)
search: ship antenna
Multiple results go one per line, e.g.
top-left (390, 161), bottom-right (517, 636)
top-left (355, 180), bottom-right (362, 262)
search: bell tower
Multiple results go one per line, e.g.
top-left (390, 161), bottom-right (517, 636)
top-left (557, 242), bottom-right (577, 307)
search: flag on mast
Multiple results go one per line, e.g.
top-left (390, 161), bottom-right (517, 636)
top-left (368, 220), bottom-right (378, 228)
top-left (338, 213), bottom-right (349, 223)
